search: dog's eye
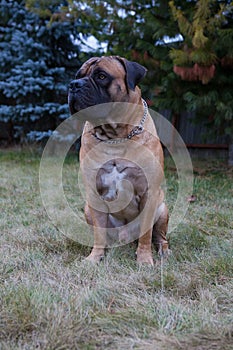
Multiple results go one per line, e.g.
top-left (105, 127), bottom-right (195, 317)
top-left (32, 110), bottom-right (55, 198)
top-left (98, 73), bottom-right (106, 80)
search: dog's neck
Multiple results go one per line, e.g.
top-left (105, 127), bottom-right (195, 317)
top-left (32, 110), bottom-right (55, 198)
top-left (93, 123), bottom-right (128, 141)
top-left (91, 99), bottom-right (148, 143)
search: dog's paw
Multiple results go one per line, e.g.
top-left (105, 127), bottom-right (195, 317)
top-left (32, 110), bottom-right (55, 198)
top-left (136, 250), bottom-right (154, 266)
top-left (85, 249), bottom-right (105, 263)
top-left (158, 246), bottom-right (172, 259)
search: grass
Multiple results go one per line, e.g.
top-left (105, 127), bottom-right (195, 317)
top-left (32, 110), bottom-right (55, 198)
top-left (0, 148), bottom-right (233, 349)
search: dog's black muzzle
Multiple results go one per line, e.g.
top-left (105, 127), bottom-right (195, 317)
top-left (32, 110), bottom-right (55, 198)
top-left (68, 77), bottom-right (111, 117)
top-left (69, 79), bottom-right (86, 94)
top-left (68, 78), bottom-right (91, 114)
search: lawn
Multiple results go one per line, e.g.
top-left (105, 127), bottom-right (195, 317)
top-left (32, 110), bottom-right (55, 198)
top-left (0, 149), bottom-right (232, 350)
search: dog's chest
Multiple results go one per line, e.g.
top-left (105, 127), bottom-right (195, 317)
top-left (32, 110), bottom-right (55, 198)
top-left (100, 166), bottom-right (125, 201)
top-left (96, 159), bottom-right (147, 204)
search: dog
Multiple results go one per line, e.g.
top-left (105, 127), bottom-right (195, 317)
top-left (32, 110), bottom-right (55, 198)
top-left (68, 56), bottom-right (169, 265)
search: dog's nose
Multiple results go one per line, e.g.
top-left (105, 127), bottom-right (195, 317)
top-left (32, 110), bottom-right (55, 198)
top-left (69, 79), bottom-right (84, 92)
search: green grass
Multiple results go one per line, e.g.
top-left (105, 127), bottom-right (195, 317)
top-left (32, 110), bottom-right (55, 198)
top-left (0, 149), bottom-right (233, 349)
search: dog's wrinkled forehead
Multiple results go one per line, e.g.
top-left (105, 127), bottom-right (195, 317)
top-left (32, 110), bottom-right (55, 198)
top-left (75, 56), bottom-right (126, 79)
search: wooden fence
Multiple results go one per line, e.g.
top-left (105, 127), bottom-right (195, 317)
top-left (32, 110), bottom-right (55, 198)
top-left (159, 110), bottom-right (230, 162)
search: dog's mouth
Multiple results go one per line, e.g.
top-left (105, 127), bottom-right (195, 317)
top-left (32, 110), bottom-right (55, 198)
top-left (68, 92), bottom-right (95, 115)
top-left (68, 78), bottom-right (95, 114)
top-left (68, 92), bottom-right (113, 126)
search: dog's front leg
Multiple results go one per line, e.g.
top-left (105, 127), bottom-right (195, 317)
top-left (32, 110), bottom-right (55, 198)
top-left (152, 202), bottom-right (170, 257)
top-left (136, 229), bottom-right (154, 266)
top-left (136, 193), bottom-right (156, 266)
top-left (85, 206), bottom-right (107, 263)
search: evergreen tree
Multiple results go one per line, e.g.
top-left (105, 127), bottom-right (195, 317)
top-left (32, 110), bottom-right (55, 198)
top-left (0, 0), bottom-right (85, 143)
top-left (169, 0), bottom-right (233, 140)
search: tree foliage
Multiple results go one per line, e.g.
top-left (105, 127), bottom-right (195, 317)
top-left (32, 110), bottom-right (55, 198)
top-left (169, 1), bottom-right (233, 138)
top-left (0, 0), bottom-right (85, 143)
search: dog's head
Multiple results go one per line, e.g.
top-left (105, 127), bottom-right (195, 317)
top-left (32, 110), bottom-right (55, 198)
top-left (68, 56), bottom-right (147, 115)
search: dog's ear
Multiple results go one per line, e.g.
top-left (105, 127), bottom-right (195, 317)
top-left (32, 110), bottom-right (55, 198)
top-left (125, 60), bottom-right (147, 91)
top-left (117, 58), bottom-right (147, 91)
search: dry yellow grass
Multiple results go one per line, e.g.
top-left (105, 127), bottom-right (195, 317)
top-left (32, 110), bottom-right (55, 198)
top-left (0, 149), bottom-right (232, 349)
